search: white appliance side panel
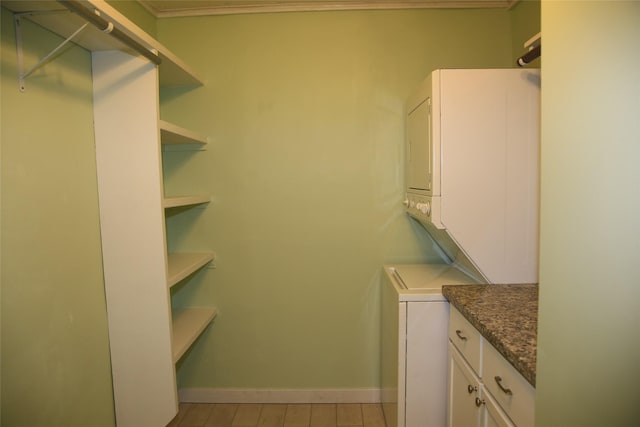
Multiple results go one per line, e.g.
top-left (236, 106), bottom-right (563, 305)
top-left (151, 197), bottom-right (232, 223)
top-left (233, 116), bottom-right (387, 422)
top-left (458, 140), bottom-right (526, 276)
top-left (405, 301), bottom-right (450, 427)
top-left (381, 271), bottom-right (401, 427)
top-left (503, 71), bottom-right (540, 284)
top-left (439, 69), bottom-right (540, 284)
top-left (398, 302), bottom-right (408, 427)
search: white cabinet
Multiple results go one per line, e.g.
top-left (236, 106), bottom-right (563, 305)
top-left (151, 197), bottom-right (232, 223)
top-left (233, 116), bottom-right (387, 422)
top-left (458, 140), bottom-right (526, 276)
top-left (448, 307), bottom-right (534, 427)
top-left (448, 344), bottom-right (514, 427)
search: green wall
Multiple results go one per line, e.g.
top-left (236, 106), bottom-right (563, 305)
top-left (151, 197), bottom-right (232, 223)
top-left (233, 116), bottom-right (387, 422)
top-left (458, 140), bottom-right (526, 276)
top-left (157, 8), bottom-right (515, 389)
top-left (536, 1), bottom-right (640, 425)
top-left (0, 8), bottom-right (115, 427)
top-left (0, 1), bottom-right (540, 422)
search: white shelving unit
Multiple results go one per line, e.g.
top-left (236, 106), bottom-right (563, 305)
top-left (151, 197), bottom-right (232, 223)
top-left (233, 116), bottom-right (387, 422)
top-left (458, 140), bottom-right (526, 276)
top-left (2, 2), bottom-right (216, 426)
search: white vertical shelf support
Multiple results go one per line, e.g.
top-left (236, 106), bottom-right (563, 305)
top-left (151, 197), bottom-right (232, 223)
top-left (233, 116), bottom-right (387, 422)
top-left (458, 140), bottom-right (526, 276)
top-left (92, 51), bottom-right (177, 427)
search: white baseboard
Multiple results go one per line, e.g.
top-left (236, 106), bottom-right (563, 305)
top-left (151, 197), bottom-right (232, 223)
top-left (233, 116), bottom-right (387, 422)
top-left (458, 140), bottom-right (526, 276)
top-left (178, 388), bottom-right (382, 404)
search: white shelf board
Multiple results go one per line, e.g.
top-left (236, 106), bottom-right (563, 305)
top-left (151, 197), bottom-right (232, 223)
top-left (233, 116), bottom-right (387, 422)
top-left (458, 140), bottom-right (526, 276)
top-left (167, 252), bottom-right (214, 288)
top-left (172, 307), bottom-right (217, 362)
top-left (159, 120), bottom-right (208, 145)
top-left (3, 0), bottom-right (203, 87)
top-left (163, 195), bottom-right (210, 209)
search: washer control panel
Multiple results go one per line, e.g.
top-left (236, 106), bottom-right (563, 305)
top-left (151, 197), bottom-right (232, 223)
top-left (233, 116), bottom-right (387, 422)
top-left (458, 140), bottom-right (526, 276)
top-left (405, 193), bottom-right (443, 229)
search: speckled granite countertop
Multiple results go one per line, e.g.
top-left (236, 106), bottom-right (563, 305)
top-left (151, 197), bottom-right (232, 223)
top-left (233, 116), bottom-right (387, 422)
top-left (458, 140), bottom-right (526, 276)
top-left (442, 284), bottom-right (538, 387)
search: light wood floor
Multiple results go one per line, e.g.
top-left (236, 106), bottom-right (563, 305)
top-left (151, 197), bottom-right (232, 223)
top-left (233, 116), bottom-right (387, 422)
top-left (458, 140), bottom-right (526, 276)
top-left (167, 403), bottom-right (387, 427)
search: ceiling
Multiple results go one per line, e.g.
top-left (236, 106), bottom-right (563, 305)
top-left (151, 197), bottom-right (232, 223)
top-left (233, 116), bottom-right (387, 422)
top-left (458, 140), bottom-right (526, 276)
top-left (138, 0), bottom-right (519, 17)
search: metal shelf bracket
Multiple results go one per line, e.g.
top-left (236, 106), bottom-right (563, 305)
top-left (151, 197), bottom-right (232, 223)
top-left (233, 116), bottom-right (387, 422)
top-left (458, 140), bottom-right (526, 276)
top-left (14, 11), bottom-right (89, 92)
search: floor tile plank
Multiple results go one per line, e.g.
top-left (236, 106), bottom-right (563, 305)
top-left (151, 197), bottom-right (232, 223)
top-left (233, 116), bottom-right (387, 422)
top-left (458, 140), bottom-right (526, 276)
top-left (284, 404), bottom-right (312, 427)
top-left (361, 404), bottom-right (385, 427)
top-left (232, 404), bottom-right (263, 427)
top-left (310, 404), bottom-right (337, 427)
top-left (167, 402), bottom-right (191, 427)
top-left (170, 402), bottom-right (382, 427)
top-left (258, 404), bottom-right (287, 427)
top-left (337, 404), bottom-right (362, 426)
top-left (206, 403), bottom-right (239, 427)
top-left (181, 403), bottom-right (215, 427)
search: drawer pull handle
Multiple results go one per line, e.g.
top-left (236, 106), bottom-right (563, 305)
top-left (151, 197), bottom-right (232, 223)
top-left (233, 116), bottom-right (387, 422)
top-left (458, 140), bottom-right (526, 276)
top-left (475, 397), bottom-right (485, 407)
top-left (494, 376), bottom-right (513, 395)
top-left (467, 384), bottom-right (477, 394)
top-left (455, 330), bottom-right (468, 341)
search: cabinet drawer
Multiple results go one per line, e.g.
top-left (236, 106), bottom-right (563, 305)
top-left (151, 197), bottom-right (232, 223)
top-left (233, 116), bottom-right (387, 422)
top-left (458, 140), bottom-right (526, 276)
top-left (449, 307), bottom-right (483, 375)
top-left (482, 343), bottom-right (535, 427)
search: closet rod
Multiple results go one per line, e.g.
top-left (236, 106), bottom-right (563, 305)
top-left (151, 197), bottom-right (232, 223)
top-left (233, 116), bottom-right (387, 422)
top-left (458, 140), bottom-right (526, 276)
top-left (517, 44), bottom-right (541, 67)
top-left (57, 0), bottom-right (161, 65)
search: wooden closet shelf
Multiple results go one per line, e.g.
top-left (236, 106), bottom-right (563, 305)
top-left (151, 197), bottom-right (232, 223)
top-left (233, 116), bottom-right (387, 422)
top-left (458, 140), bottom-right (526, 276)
top-left (163, 195), bottom-right (210, 209)
top-left (167, 252), bottom-right (215, 288)
top-left (172, 307), bottom-right (217, 362)
top-left (160, 120), bottom-right (208, 146)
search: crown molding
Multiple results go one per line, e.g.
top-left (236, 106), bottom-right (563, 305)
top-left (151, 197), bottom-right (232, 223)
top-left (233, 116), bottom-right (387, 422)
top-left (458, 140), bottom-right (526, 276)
top-left (138, 1), bottom-right (519, 18)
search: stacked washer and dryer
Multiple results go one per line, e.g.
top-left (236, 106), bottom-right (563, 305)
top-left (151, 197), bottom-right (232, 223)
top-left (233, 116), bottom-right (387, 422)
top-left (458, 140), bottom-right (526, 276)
top-left (381, 69), bottom-right (541, 427)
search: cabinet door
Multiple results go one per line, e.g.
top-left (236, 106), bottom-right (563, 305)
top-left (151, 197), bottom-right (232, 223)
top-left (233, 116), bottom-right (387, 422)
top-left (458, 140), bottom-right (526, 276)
top-left (482, 391), bottom-right (515, 427)
top-left (448, 343), bottom-right (481, 427)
